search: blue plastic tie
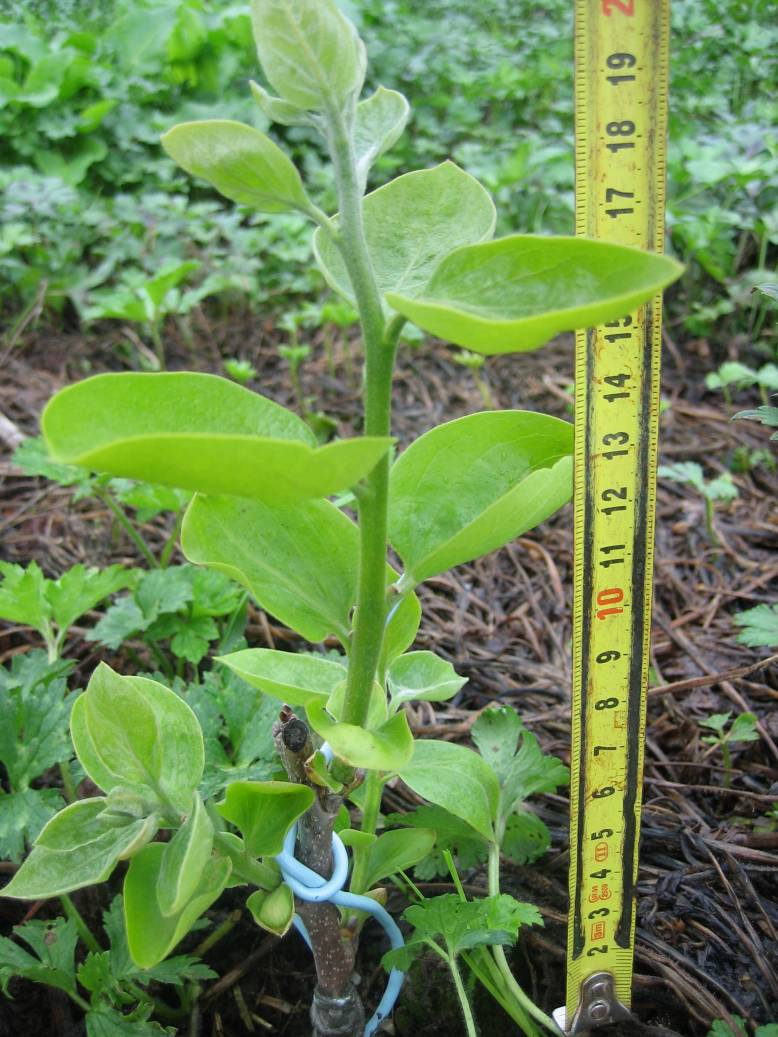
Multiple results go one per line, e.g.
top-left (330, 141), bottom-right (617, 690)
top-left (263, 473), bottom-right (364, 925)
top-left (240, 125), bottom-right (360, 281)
top-left (274, 744), bottom-right (406, 1036)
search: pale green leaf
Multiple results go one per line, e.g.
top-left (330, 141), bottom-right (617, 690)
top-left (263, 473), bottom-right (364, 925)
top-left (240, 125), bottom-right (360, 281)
top-left (246, 883), bottom-right (295, 936)
top-left (314, 162), bottom-right (495, 310)
top-left (182, 494), bottom-right (358, 644)
top-left (0, 561), bottom-right (47, 631)
top-left (124, 843), bottom-right (231, 968)
top-left (157, 793), bottom-right (214, 917)
top-left (386, 235), bottom-right (683, 353)
top-left (362, 827), bottom-right (436, 890)
top-left (249, 79), bottom-right (316, 127)
top-left (216, 780), bottom-right (314, 856)
top-left (250, 0), bottom-right (364, 111)
top-left (326, 678), bottom-right (387, 727)
top-left (72, 664), bottom-right (204, 812)
top-left (161, 120), bottom-right (313, 215)
top-left (306, 703), bottom-right (413, 770)
top-left (389, 411), bottom-right (573, 584)
top-left (381, 590), bottom-right (421, 671)
top-left (2, 799), bottom-right (157, 899)
top-left (735, 604), bottom-right (778, 648)
top-left (387, 651), bottom-right (466, 708)
top-left (42, 372), bottom-right (391, 504)
top-left (398, 740), bottom-right (499, 841)
top-left (216, 648), bottom-right (345, 707)
top-left (353, 86), bottom-right (409, 191)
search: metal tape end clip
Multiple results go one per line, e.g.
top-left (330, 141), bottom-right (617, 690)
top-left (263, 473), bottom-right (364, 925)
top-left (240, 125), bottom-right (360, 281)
top-left (553, 973), bottom-right (632, 1035)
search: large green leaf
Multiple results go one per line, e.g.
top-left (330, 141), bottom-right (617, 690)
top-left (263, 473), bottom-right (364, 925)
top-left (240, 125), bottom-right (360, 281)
top-left (124, 843), bottom-right (231, 968)
top-left (362, 827), bottom-right (436, 890)
top-left (387, 651), bottom-right (466, 709)
top-left (217, 649), bottom-right (346, 707)
top-left (161, 120), bottom-right (314, 215)
top-left (314, 163), bottom-right (495, 309)
top-left (306, 703), bottom-right (414, 771)
top-left (353, 86), bottom-right (409, 191)
top-left (216, 781), bottom-right (314, 857)
top-left (156, 793), bottom-right (214, 917)
top-left (250, 0), bottom-right (364, 112)
top-left (182, 495), bottom-right (358, 644)
top-left (2, 799), bottom-right (157, 899)
top-left (386, 235), bottom-right (684, 353)
top-left (398, 740), bottom-right (499, 842)
top-left (389, 411), bottom-right (573, 584)
top-left (42, 373), bottom-right (391, 504)
top-left (71, 664), bottom-right (204, 813)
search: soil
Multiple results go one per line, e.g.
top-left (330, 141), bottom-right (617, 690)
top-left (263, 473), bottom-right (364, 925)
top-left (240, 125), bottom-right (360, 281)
top-left (0, 303), bottom-right (776, 1037)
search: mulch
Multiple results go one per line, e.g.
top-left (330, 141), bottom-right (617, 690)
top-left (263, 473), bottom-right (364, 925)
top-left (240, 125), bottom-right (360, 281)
top-left (0, 305), bottom-right (776, 1037)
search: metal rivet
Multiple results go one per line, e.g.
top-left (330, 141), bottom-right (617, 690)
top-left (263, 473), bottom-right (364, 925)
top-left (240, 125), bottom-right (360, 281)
top-left (589, 1001), bottom-right (610, 1022)
top-left (590, 982), bottom-right (608, 998)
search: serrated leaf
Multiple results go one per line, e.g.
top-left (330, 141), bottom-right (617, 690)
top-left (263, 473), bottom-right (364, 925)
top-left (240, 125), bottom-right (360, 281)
top-left (387, 651), bottom-right (466, 709)
top-left (386, 235), bottom-right (683, 354)
top-left (12, 436), bottom-right (97, 494)
top-left (72, 664), bottom-right (204, 812)
top-left (250, 0), bottom-right (364, 112)
top-left (123, 843), bottom-right (230, 969)
top-left (157, 793), bottom-right (214, 916)
top-left (86, 1004), bottom-right (173, 1037)
top-left (0, 560), bottom-right (47, 631)
top-left (315, 162), bottom-right (494, 313)
top-left (306, 702), bottom-right (413, 770)
top-left (43, 372), bottom-right (391, 504)
top-left (727, 712), bottom-right (759, 743)
top-left (734, 603), bottom-right (778, 648)
top-left (2, 799), bottom-right (157, 898)
top-left (0, 918), bottom-right (79, 999)
top-left (216, 648), bottom-right (346, 707)
top-left (389, 411), bottom-right (573, 584)
top-left (182, 494), bottom-right (358, 644)
top-left (353, 86), bottom-right (409, 191)
top-left (216, 780), bottom-right (314, 856)
top-left (161, 120), bottom-right (314, 215)
top-left (48, 564), bottom-right (131, 635)
top-left (398, 740), bottom-right (499, 841)
top-left (0, 664), bottom-right (74, 790)
top-left (0, 788), bottom-right (65, 863)
top-left (502, 810), bottom-right (551, 865)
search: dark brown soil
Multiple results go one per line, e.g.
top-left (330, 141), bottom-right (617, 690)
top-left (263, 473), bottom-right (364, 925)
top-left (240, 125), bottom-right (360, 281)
top-left (1, 304), bottom-right (776, 1037)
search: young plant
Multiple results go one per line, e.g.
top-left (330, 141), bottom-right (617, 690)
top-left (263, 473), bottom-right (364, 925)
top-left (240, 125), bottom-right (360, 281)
top-left (3, 3), bottom-right (681, 1034)
top-left (708, 1017), bottom-right (778, 1037)
top-left (658, 461), bottom-right (738, 544)
top-left (223, 357), bottom-right (257, 385)
top-left (699, 711), bottom-right (759, 788)
top-left (705, 360), bottom-right (778, 406)
top-left (733, 603), bottom-right (778, 650)
top-left (453, 349), bottom-right (496, 409)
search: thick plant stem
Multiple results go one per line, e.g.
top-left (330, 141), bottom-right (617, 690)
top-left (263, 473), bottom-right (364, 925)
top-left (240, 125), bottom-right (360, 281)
top-left (487, 843), bottom-right (556, 1034)
top-left (325, 104), bottom-right (393, 729)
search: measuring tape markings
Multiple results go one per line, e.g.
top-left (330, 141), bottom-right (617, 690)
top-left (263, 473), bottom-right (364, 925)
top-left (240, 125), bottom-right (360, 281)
top-left (566, 0), bottom-right (670, 1025)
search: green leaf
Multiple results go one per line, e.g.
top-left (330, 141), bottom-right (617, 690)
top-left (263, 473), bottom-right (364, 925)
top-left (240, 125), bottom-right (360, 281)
top-left (387, 651), bottom-right (466, 709)
top-left (734, 604), bottom-right (778, 648)
top-left (12, 436), bottom-right (97, 495)
top-left (249, 79), bottom-right (316, 127)
top-left (43, 372), bottom-right (392, 504)
top-left (386, 235), bottom-right (683, 354)
top-left (2, 799), bottom-right (157, 898)
top-left (398, 740), bottom-right (499, 841)
top-left (326, 678), bottom-right (387, 728)
top-left (86, 1004), bottom-right (173, 1037)
top-left (353, 86), bottom-right (409, 191)
top-left (389, 411), bottom-right (573, 584)
top-left (382, 590), bottom-right (422, 670)
top-left (699, 712), bottom-right (731, 735)
top-left (216, 780), bottom-right (314, 856)
top-left (0, 789), bottom-right (65, 863)
top-left (705, 361), bottom-right (758, 392)
top-left (314, 163), bottom-right (495, 310)
top-left (385, 805), bottom-right (487, 880)
top-left (144, 260), bottom-right (201, 311)
top-left (362, 827), bottom-right (437, 890)
top-left (72, 664), bottom-right (204, 812)
top-left (0, 918), bottom-right (79, 999)
top-left (47, 564), bottom-right (131, 636)
top-left (182, 494), bottom-right (358, 644)
top-left (123, 842), bottom-right (231, 968)
top-left (161, 120), bottom-right (314, 215)
top-left (502, 810), bottom-right (552, 865)
top-left (246, 883), bottom-right (295, 936)
top-left (306, 703), bottom-right (414, 770)
top-left (0, 560), bottom-right (47, 632)
top-left (157, 793), bottom-right (214, 916)
top-left (216, 648), bottom-right (346, 707)
top-left (250, 0), bottom-right (364, 112)
top-left (726, 713), bottom-right (760, 744)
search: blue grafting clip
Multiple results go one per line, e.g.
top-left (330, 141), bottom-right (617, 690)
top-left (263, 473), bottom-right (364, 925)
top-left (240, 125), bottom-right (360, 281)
top-left (274, 743), bottom-right (406, 1036)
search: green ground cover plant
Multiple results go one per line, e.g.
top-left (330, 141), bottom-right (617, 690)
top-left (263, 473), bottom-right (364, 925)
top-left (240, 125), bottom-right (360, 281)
top-left (1, 1), bottom-right (682, 1034)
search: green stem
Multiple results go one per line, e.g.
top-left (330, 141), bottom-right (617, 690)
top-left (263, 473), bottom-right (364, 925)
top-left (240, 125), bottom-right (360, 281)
top-left (449, 953), bottom-right (479, 1037)
top-left (324, 103), bottom-right (397, 729)
top-left (193, 909), bottom-right (241, 957)
top-left (96, 488), bottom-right (158, 568)
top-left (159, 507), bottom-right (185, 568)
top-left (487, 843), bottom-right (556, 1033)
top-left (350, 770), bottom-right (384, 894)
top-left (60, 894), bottom-right (101, 954)
top-left (704, 496), bottom-right (718, 546)
top-left (721, 741), bottom-right (732, 788)
top-left (58, 760), bottom-right (76, 803)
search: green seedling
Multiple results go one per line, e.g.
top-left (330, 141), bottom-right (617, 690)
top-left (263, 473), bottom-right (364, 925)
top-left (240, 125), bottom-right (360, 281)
top-left (699, 711), bottom-right (759, 788)
top-left (223, 357), bottom-right (257, 385)
top-left (708, 1016), bottom-right (778, 1037)
top-left (0, 560), bottom-right (132, 662)
top-left (733, 403), bottom-right (778, 442)
top-left (658, 461), bottom-right (738, 545)
top-left (85, 260), bottom-right (202, 369)
top-left (453, 349), bottom-right (496, 409)
top-left (321, 298), bottom-right (359, 376)
top-left (278, 342), bottom-right (312, 417)
top-left (705, 360), bottom-right (778, 406)
top-left (3, 2), bottom-right (681, 1033)
top-left (733, 603), bottom-right (778, 650)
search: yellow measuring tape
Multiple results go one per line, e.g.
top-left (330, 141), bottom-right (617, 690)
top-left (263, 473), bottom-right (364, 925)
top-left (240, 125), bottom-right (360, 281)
top-left (559, 1), bottom-right (671, 1032)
